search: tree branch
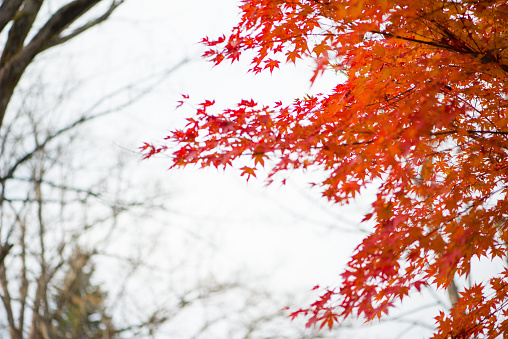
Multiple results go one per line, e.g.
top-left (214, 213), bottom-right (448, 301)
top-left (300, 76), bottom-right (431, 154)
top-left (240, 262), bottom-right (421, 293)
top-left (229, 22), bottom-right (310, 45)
top-left (0, 0), bottom-right (115, 131)
top-left (0, 244), bottom-right (21, 339)
top-left (0, 57), bottom-right (189, 187)
top-left (447, 278), bottom-right (459, 307)
top-left (44, 0), bottom-right (125, 51)
top-left (18, 218), bottom-right (28, 334)
top-left (0, 243), bottom-right (13, 266)
top-left (0, 0), bottom-right (44, 69)
top-left (23, 0), bottom-right (101, 58)
top-left (0, 0), bottom-right (24, 36)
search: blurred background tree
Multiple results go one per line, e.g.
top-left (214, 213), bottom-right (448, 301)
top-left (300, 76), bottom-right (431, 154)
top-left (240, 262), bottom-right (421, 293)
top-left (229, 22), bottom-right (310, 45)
top-left (50, 248), bottom-right (115, 339)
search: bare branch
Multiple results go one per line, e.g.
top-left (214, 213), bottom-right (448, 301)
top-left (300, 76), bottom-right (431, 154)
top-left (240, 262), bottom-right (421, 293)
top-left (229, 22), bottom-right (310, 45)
top-left (0, 0), bottom-right (24, 35)
top-left (0, 244), bottom-right (13, 266)
top-left (0, 0), bottom-right (122, 130)
top-left (44, 0), bottom-right (125, 50)
top-left (447, 278), bottom-right (459, 307)
top-left (24, 0), bottom-right (101, 57)
top-left (0, 0), bottom-right (44, 69)
top-left (0, 57), bottom-right (189, 187)
top-left (18, 219), bottom-right (28, 333)
top-left (0, 251), bottom-right (21, 339)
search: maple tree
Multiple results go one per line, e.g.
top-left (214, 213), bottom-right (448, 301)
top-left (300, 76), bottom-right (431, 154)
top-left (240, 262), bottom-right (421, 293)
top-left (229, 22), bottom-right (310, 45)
top-left (144, 0), bottom-right (508, 337)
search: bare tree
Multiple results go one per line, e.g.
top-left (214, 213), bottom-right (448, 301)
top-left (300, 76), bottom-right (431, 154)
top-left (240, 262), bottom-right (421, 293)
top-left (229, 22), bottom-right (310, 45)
top-left (0, 0), bottom-right (126, 130)
top-left (0, 77), bottom-right (165, 337)
top-left (0, 2), bottom-right (221, 333)
top-left (0, 3), bottom-right (136, 337)
top-left (0, 71), bottom-right (275, 338)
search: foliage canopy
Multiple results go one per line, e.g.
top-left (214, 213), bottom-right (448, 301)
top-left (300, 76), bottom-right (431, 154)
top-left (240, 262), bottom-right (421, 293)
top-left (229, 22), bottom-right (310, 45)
top-left (145, 1), bottom-right (508, 337)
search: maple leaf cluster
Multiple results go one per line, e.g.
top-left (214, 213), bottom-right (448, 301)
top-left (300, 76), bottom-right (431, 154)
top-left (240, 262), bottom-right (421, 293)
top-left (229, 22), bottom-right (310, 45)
top-left (144, 0), bottom-right (508, 336)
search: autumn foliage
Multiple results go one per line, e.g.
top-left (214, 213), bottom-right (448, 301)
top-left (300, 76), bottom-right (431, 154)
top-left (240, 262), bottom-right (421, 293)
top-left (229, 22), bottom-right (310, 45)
top-left (144, 1), bottom-right (508, 337)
